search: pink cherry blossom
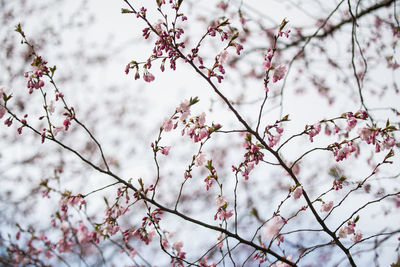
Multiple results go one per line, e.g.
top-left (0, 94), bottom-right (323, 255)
top-left (263, 60), bottom-right (271, 69)
top-left (143, 72), bottom-right (155, 82)
top-left (173, 241), bottom-right (184, 253)
top-left (195, 152), bottom-right (207, 166)
top-left (219, 50), bottom-right (229, 65)
top-left (217, 209), bottom-right (233, 220)
top-left (351, 230), bottom-right (362, 243)
top-left (292, 186), bottom-right (303, 199)
top-left (125, 64), bottom-right (130, 74)
top-left (198, 112), bottom-right (206, 127)
top-left (267, 133), bottom-right (281, 147)
top-left (161, 146), bottom-right (171, 156)
top-left (358, 127), bottom-right (378, 144)
top-left (177, 100), bottom-right (190, 113)
top-left (308, 122), bottom-right (321, 142)
top-left (338, 227), bottom-right (347, 239)
top-left (0, 105), bottom-right (5, 119)
top-left (346, 114), bottom-right (357, 130)
top-left (216, 195), bottom-right (227, 207)
top-left (273, 64), bottom-right (287, 83)
top-left (177, 100), bottom-right (191, 121)
top-left (63, 118), bottom-right (71, 131)
top-left (53, 126), bottom-right (64, 136)
top-left (162, 118), bottom-right (174, 131)
top-left (198, 128), bottom-right (209, 141)
top-left (264, 216), bottom-right (284, 239)
top-left (320, 201), bottom-right (333, 212)
top-left (344, 224), bottom-right (355, 235)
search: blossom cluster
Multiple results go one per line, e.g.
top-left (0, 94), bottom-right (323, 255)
top-left (233, 134), bottom-right (264, 180)
top-left (24, 56), bottom-right (49, 94)
top-left (338, 220), bottom-right (363, 243)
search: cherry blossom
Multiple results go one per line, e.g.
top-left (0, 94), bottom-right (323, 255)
top-left (161, 146), bottom-right (171, 155)
top-left (308, 122), bottom-right (321, 142)
top-left (143, 71), bottom-right (155, 82)
top-left (173, 240), bottom-right (184, 253)
top-left (292, 186), bottom-right (303, 199)
top-left (264, 216), bottom-right (284, 239)
top-left (162, 118), bottom-right (174, 131)
top-left (195, 152), bottom-right (207, 166)
top-left (273, 64), bottom-right (287, 83)
top-left (216, 195), bottom-right (227, 207)
top-left (0, 105), bottom-right (5, 119)
top-left (351, 230), bottom-right (363, 243)
top-left (320, 201), bottom-right (334, 212)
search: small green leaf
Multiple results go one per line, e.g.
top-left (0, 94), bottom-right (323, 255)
top-left (282, 114), bottom-right (290, 121)
top-left (121, 8), bottom-right (133, 14)
top-left (384, 149), bottom-right (394, 161)
top-left (3, 93), bottom-right (12, 103)
top-left (230, 32), bottom-right (239, 42)
top-left (15, 23), bottom-right (25, 37)
top-left (189, 96), bottom-right (199, 105)
top-left (219, 18), bottom-right (230, 27)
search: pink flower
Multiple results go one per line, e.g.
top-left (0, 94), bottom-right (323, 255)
top-left (267, 133), bottom-right (280, 147)
top-left (160, 146), bottom-right (171, 156)
top-left (195, 152), bottom-right (206, 166)
top-left (358, 127), bottom-right (378, 144)
top-left (344, 224), bottom-right (355, 235)
top-left (308, 122), bottom-right (321, 142)
top-left (338, 227), bottom-right (347, 239)
top-left (219, 50), bottom-right (229, 65)
top-left (198, 112), bottom-right (206, 127)
top-left (63, 118), bottom-right (71, 131)
top-left (263, 59), bottom-right (271, 69)
top-left (53, 126), bottom-right (64, 136)
top-left (235, 43), bottom-right (243, 55)
top-left (346, 115), bottom-right (357, 130)
top-left (264, 216), bottom-right (284, 239)
top-left (177, 100), bottom-right (190, 113)
top-left (0, 105), bottom-right (5, 119)
top-left (273, 64), bottom-right (287, 83)
top-left (177, 100), bottom-right (191, 121)
top-left (383, 136), bottom-right (395, 149)
top-left (351, 230), bottom-right (362, 243)
top-left (320, 201), bottom-right (333, 212)
top-left (216, 195), bottom-right (227, 207)
top-left (162, 118), bottom-right (174, 131)
top-left (292, 186), bottom-right (303, 199)
top-left (219, 209), bottom-right (233, 219)
top-left (198, 128), bottom-right (209, 141)
top-left (173, 241), bottom-right (184, 253)
top-left (162, 239), bottom-right (170, 249)
top-left (143, 72), bottom-right (155, 82)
